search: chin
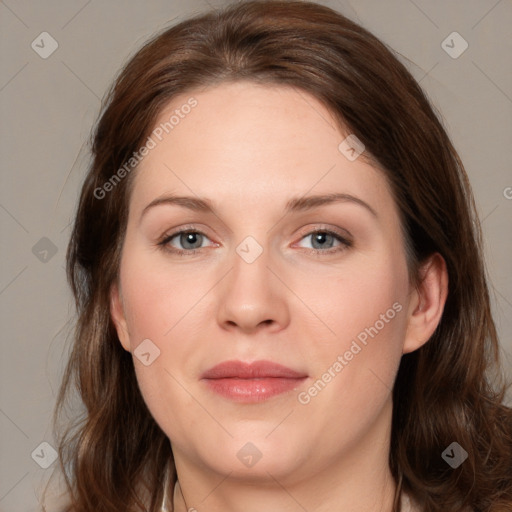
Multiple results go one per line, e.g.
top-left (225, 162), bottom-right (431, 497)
top-left (193, 430), bottom-right (311, 481)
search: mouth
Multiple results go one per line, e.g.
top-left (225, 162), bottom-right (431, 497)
top-left (200, 360), bottom-right (308, 403)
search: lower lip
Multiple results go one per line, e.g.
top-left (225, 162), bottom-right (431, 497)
top-left (203, 377), bottom-right (307, 402)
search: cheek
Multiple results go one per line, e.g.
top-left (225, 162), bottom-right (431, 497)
top-left (132, 361), bottom-right (201, 449)
top-left (119, 245), bottom-right (202, 343)
top-left (299, 249), bottom-right (408, 353)
top-left (296, 251), bottom-right (408, 411)
top-left (117, 246), bottom-right (211, 435)
top-left (302, 289), bottom-right (406, 402)
top-left (295, 294), bottom-right (406, 455)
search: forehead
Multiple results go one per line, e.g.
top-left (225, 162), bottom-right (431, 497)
top-left (129, 81), bottom-right (393, 219)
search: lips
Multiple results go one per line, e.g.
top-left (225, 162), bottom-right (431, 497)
top-left (201, 360), bottom-right (308, 402)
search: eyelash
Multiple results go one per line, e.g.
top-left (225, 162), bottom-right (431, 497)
top-left (157, 226), bottom-right (352, 257)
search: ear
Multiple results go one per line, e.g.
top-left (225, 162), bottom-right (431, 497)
top-left (110, 282), bottom-right (131, 352)
top-left (403, 253), bottom-right (449, 354)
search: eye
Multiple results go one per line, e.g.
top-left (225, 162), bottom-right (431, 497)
top-left (295, 229), bottom-right (352, 254)
top-left (157, 227), bottom-right (352, 256)
top-left (158, 229), bottom-right (214, 255)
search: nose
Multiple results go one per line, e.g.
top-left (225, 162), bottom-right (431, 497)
top-left (216, 240), bottom-right (290, 335)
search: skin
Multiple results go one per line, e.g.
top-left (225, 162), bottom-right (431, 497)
top-left (110, 81), bottom-right (448, 512)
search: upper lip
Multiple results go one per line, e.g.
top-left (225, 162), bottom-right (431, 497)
top-left (201, 360), bottom-right (307, 379)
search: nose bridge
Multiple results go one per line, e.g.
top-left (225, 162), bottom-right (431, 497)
top-left (216, 231), bottom-right (289, 332)
top-left (230, 233), bottom-right (274, 303)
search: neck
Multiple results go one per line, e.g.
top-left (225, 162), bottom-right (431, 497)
top-left (171, 399), bottom-right (397, 512)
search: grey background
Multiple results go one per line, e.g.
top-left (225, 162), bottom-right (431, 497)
top-left (1, 0), bottom-right (511, 510)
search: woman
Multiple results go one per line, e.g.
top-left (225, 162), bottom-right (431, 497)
top-left (51, 1), bottom-right (512, 511)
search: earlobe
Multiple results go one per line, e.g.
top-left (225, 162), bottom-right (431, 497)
top-left (110, 283), bottom-right (131, 352)
top-left (402, 253), bottom-right (449, 354)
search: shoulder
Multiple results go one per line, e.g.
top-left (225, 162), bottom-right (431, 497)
top-left (401, 492), bottom-right (475, 512)
top-left (401, 492), bottom-right (419, 512)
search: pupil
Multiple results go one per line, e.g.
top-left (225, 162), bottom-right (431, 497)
top-left (313, 232), bottom-right (332, 249)
top-left (182, 232), bottom-right (201, 249)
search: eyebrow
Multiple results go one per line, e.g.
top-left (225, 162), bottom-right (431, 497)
top-left (140, 192), bottom-right (378, 222)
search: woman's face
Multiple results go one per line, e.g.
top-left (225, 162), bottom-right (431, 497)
top-left (111, 81), bottom-right (424, 485)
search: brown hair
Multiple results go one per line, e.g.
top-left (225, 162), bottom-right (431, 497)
top-left (51, 1), bottom-right (512, 511)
